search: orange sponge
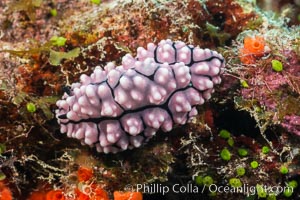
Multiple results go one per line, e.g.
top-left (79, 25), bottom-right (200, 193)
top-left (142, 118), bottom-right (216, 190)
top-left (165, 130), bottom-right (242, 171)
top-left (239, 36), bottom-right (265, 64)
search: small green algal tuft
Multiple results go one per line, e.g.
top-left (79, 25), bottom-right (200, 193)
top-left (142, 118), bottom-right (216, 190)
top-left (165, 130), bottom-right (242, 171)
top-left (0, 172), bottom-right (6, 181)
top-left (229, 178), bottom-right (242, 188)
top-left (280, 165), bottom-right (289, 174)
top-left (238, 148), bottom-right (248, 157)
top-left (0, 144), bottom-right (6, 154)
top-left (254, 106), bottom-right (262, 113)
top-left (220, 148), bottom-right (231, 161)
top-left (202, 176), bottom-right (214, 186)
top-left (91, 0), bottom-right (101, 5)
top-left (271, 59), bottom-right (283, 72)
top-left (288, 180), bottom-right (298, 189)
top-left (194, 176), bottom-right (203, 185)
top-left (50, 9), bottom-right (57, 16)
top-left (262, 146), bottom-right (270, 154)
top-left (50, 36), bottom-right (67, 47)
top-left (240, 79), bottom-right (249, 88)
top-left (182, 26), bottom-right (188, 32)
top-left (219, 129), bottom-right (231, 139)
top-left (256, 184), bottom-right (267, 198)
top-left (236, 167), bottom-right (246, 176)
top-left (26, 102), bottom-right (36, 113)
top-left (227, 137), bottom-right (234, 147)
top-left (283, 187), bottom-right (293, 198)
top-left (250, 161), bottom-right (259, 169)
top-left (267, 193), bottom-right (277, 200)
top-left (49, 47), bottom-right (80, 66)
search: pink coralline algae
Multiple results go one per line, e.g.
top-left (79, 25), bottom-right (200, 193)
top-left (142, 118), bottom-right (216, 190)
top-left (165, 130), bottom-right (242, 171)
top-left (282, 115), bottom-right (300, 136)
top-left (55, 39), bottom-right (225, 153)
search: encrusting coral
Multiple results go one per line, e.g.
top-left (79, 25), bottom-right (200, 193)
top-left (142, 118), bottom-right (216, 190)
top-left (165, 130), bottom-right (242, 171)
top-left (56, 39), bottom-right (225, 153)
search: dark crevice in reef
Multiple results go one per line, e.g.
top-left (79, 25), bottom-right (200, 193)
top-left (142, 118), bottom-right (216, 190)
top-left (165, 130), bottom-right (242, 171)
top-left (213, 103), bottom-right (261, 138)
top-left (213, 102), bottom-right (282, 145)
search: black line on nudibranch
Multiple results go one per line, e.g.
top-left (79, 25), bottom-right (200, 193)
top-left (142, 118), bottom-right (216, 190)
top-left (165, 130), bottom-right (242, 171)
top-left (96, 123), bottom-right (101, 144)
top-left (153, 45), bottom-right (159, 64)
top-left (133, 65), bottom-right (161, 84)
top-left (118, 118), bottom-right (127, 135)
top-left (188, 47), bottom-right (194, 67)
top-left (105, 80), bottom-right (114, 98)
top-left (147, 66), bottom-right (160, 81)
top-left (112, 75), bottom-right (122, 89)
top-left (58, 114), bottom-right (67, 119)
top-left (170, 67), bottom-right (176, 80)
top-left (140, 115), bottom-right (146, 130)
top-left (91, 80), bottom-right (107, 86)
top-left (101, 80), bottom-right (126, 111)
top-left (172, 42), bottom-right (177, 63)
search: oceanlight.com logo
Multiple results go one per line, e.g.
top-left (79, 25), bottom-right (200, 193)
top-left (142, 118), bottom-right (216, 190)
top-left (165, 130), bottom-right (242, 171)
top-left (125, 183), bottom-right (294, 197)
top-left (207, 184), bottom-right (294, 197)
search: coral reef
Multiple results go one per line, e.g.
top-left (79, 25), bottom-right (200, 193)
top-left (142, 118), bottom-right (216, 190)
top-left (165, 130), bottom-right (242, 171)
top-left (0, 0), bottom-right (299, 199)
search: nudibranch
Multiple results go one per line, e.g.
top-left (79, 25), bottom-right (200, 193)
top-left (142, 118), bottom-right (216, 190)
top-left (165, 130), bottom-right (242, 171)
top-left (56, 39), bottom-right (225, 153)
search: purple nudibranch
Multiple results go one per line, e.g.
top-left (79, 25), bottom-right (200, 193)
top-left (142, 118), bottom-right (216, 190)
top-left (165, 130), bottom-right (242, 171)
top-left (56, 39), bottom-right (225, 153)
